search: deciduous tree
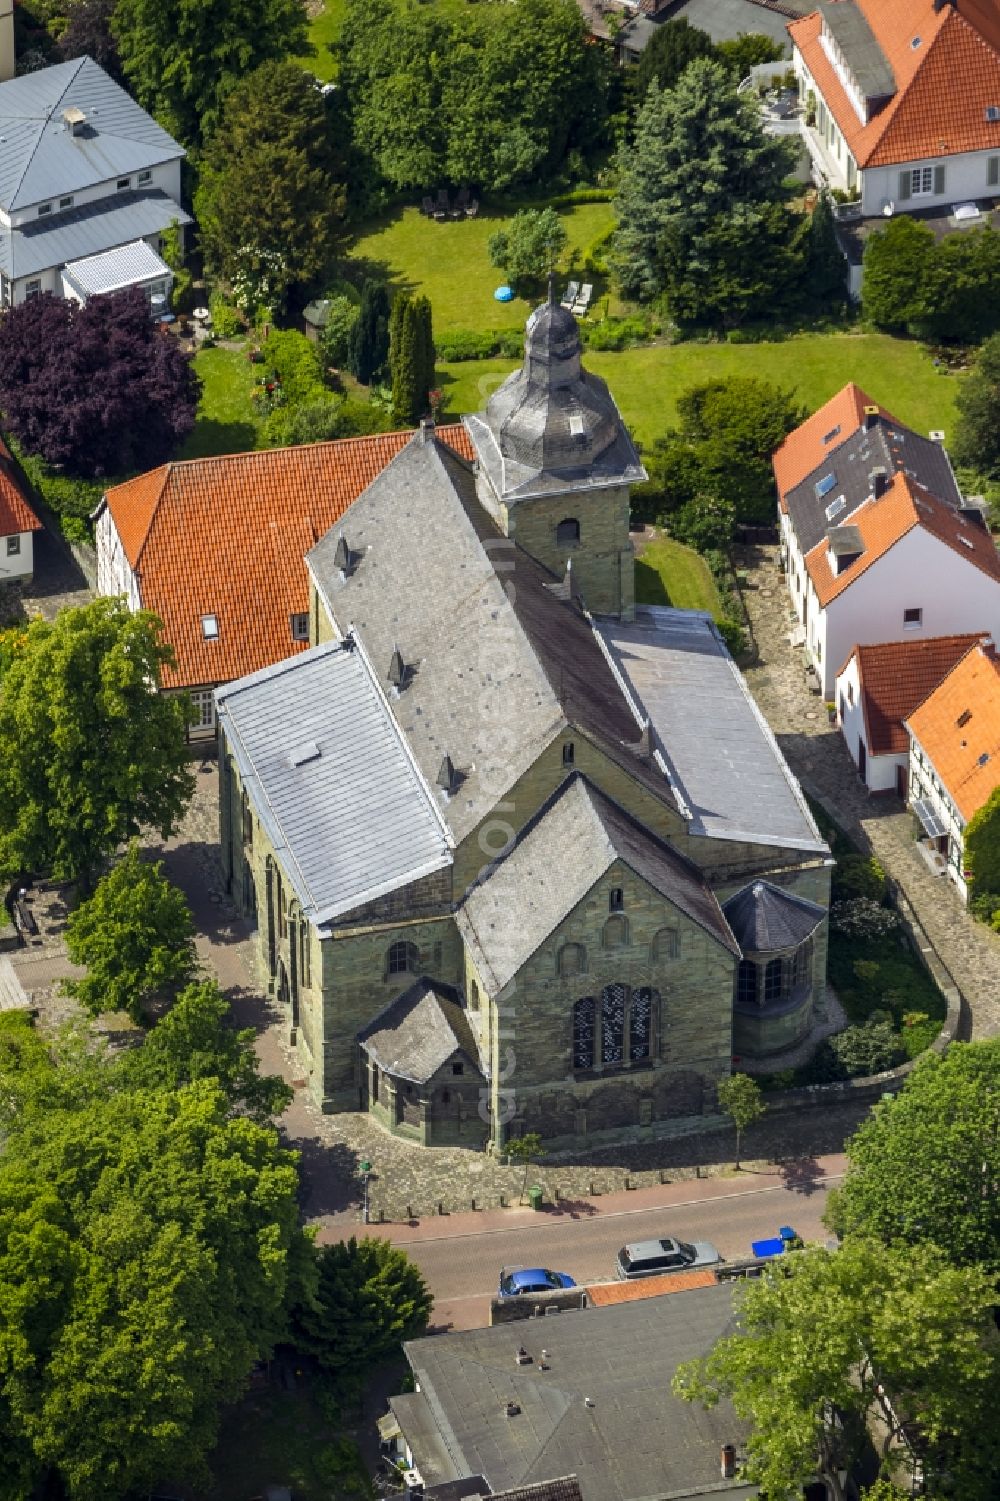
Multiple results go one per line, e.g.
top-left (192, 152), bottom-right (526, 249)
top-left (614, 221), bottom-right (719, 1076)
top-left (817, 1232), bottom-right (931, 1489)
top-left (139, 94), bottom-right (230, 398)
top-left (195, 63), bottom-right (346, 304)
top-left (112, 0), bottom-right (308, 148)
top-left (825, 1039), bottom-right (1000, 1273)
top-left (860, 215), bottom-right (934, 332)
top-left (674, 1239), bottom-right (1000, 1501)
top-left (488, 208), bottom-right (568, 292)
top-left (670, 376), bottom-right (804, 526)
top-left (0, 287), bottom-right (199, 478)
top-left (952, 331), bottom-right (1000, 476)
top-left (506, 1131), bottom-right (545, 1202)
top-left (63, 845), bottom-right (196, 1022)
top-left (0, 600), bottom-right (194, 889)
top-left (716, 1072), bottom-right (764, 1170)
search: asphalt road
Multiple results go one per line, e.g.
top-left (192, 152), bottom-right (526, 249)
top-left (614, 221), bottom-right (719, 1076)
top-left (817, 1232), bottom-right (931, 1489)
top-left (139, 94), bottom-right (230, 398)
top-left (375, 1172), bottom-right (841, 1330)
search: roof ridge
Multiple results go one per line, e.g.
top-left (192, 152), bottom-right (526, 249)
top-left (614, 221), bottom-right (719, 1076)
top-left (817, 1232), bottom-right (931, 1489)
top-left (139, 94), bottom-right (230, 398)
top-left (7, 55), bottom-right (88, 211)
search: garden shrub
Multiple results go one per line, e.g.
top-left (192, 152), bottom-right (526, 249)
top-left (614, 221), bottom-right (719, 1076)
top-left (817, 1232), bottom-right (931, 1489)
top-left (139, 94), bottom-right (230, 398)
top-left (669, 493), bottom-right (736, 551)
top-left (829, 898), bottom-right (899, 940)
top-left (965, 787), bottom-right (1000, 892)
top-left (435, 329), bottom-right (524, 362)
top-left (207, 294), bottom-right (245, 339)
top-left (582, 223), bottom-right (617, 275)
top-left (716, 617), bottom-right (747, 656)
top-left (263, 328), bottom-right (327, 405)
top-left (581, 315), bottom-right (654, 351)
top-left (831, 854), bottom-right (886, 903)
top-left (829, 1019), bottom-right (905, 1076)
top-left (319, 295), bottom-right (360, 369)
top-left (11, 445), bottom-right (106, 542)
top-left (968, 890), bottom-right (1000, 926)
top-left (550, 187), bottom-right (615, 207)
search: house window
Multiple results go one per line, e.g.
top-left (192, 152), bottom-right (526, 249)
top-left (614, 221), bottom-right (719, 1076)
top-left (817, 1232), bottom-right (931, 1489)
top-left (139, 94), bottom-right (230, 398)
top-left (137, 169), bottom-right (152, 185)
top-left (290, 612), bottom-right (309, 642)
top-left (440, 1089), bottom-right (450, 1106)
top-left (839, 692), bottom-right (846, 721)
top-left (6, 535), bottom-right (20, 557)
top-left (573, 995), bottom-right (596, 1070)
top-left (847, 681), bottom-right (854, 706)
top-left (562, 741), bottom-right (574, 766)
top-left (990, 157), bottom-right (1000, 189)
top-left (556, 517), bottom-right (580, 547)
top-left (59, 195), bottom-right (73, 210)
top-left (452, 1061), bottom-right (463, 1075)
top-left (609, 888), bottom-right (624, 913)
top-left (908, 165), bottom-right (942, 196)
top-left (116, 176), bottom-right (131, 191)
top-left (736, 960), bottom-right (757, 1006)
top-left (652, 927), bottom-right (679, 962)
top-left (37, 202), bottom-right (52, 217)
top-left (188, 688), bottom-right (215, 730)
top-left (201, 613), bottom-right (220, 639)
top-left (602, 914), bottom-right (629, 948)
top-left (903, 607), bottom-right (923, 628)
top-left (24, 280), bottom-right (42, 300)
top-left (558, 942), bottom-right (586, 977)
top-left (386, 940), bottom-right (419, 977)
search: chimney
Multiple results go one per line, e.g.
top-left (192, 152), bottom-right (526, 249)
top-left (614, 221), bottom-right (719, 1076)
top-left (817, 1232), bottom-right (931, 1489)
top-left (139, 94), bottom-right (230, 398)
top-left (333, 533), bottom-right (350, 573)
top-left (436, 754), bottom-right (459, 794)
top-left (62, 106), bottom-right (88, 137)
top-left (863, 404), bottom-right (880, 431)
top-left (419, 416), bottom-right (435, 445)
top-left (388, 646), bottom-right (407, 688)
top-left (720, 1444), bottom-right (737, 1479)
top-left (869, 466), bottom-right (889, 498)
top-left (0, 0), bottom-right (14, 84)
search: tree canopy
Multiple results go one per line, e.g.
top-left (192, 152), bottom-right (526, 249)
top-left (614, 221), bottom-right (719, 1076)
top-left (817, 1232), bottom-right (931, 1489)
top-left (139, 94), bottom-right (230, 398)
top-left (488, 208), bottom-right (568, 291)
top-left (952, 331), bottom-right (1000, 476)
top-left (674, 1239), bottom-right (1000, 1501)
top-left (825, 1039), bottom-right (1000, 1273)
top-left (633, 17), bottom-right (715, 100)
top-left (389, 292), bottom-right (435, 426)
top-left (112, 0), bottom-right (308, 148)
top-left (0, 600), bottom-right (194, 888)
top-left (0, 287), bottom-right (199, 478)
top-left (195, 62), bottom-right (346, 306)
top-left (63, 844), bottom-right (196, 1021)
top-left (339, 0), bottom-right (608, 193)
top-left (0, 1002), bottom-right (305, 1500)
top-left (612, 60), bottom-right (800, 321)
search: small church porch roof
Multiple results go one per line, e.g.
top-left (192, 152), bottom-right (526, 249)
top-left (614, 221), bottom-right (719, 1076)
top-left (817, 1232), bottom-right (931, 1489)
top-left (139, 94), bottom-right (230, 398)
top-left (358, 978), bottom-right (485, 1084)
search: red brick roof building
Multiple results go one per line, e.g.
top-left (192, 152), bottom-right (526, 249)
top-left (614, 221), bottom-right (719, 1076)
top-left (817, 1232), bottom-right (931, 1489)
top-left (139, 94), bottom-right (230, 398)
top-left (0, 438), bottom-right (42, 583)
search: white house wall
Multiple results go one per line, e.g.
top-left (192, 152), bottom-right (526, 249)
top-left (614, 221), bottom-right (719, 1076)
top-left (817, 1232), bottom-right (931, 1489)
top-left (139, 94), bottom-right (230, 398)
top-left (95, 503), bottom-right (142, 610)
top-left (835, 653), bottom-right (903, 793)
top-left (2, 159), bottom-right (183, 229)
top-left (907, 732), bottom-right (969, 898)
top-left (820, 527), bottom-right (1000, 696)
top-left (861, 150), bottom-right (1000, 217)
top-left (0, 528), bottom-right (33, 580)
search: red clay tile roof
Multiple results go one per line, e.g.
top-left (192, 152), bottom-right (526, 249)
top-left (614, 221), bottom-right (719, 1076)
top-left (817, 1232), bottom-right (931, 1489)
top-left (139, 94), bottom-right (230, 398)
top-left (840, 634), bottom-right (986, 755)
top-left (804, 471), bottom-right (1000, 606)
top-left (586, 1268), bottom-right (718, 1305)
top-left (772, 382), bottom-right (888, 509)
top-left (790, 0), bottom-right (1000, 169)
top-left (102, 425), bottom-right (475, 690)
top-left (0, 449), bottom-right (42, 539)
top-left (906, 642), bottom-right (1000, 820)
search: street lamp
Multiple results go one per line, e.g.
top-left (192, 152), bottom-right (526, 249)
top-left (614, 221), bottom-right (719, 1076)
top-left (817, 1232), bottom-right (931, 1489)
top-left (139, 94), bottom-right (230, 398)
top-left (359, 1160), bottom-right (373, 1224)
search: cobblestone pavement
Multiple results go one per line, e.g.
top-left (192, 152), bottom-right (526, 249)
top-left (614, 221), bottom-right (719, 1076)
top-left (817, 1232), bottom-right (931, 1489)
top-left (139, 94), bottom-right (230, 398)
top-left (737, 544), bottom-right (1000, 1039)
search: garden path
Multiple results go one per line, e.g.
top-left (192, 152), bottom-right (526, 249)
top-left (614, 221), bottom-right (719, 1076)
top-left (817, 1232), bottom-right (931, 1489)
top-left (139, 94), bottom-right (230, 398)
top-left (738, 544), bottom-right (1000, 1040)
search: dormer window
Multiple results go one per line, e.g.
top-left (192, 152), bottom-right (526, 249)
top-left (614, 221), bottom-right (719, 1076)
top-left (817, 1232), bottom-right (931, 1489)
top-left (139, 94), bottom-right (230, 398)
top-left (59, 196), bottom-right (73, 210)
top-left (290, 612), bottom-right (309, 642)
top-left (201, 614), bottom-right (219, 640)
top-left (138, 169), bottom-right (152, 185)
top-left (37, 203), bottom-right (52, 217)
top-left (822, 425), bottom-right (841, 445)
top-left (116, 176), bottom-right (131, 191)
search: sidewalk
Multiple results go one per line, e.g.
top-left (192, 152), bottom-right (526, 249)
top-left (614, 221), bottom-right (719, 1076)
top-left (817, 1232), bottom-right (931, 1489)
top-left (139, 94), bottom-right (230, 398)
top-left (739, 545), bottom-right (1000, 1039)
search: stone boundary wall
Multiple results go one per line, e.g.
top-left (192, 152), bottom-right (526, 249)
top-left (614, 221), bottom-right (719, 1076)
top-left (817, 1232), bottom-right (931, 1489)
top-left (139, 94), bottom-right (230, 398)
top-left (69, 541), bottom-right (97, 591)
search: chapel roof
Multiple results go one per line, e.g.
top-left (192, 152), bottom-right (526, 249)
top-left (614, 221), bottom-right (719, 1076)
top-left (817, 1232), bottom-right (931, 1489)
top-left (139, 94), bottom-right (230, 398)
top-left (722, 879), bottom-right (826, 954)
top-left (357, 978), bottom-right (484, 1083)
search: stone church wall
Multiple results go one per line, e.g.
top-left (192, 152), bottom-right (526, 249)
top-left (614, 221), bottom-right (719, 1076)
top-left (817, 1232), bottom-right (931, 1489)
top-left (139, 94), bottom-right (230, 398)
top-left (505, 483), bottom-right (634, 618)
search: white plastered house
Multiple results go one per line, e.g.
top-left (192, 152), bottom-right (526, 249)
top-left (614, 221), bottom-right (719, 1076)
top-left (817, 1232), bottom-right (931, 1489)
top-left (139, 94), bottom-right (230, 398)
top-left (0, 438), bottom-right (42, 581)
top-left (0, 24), bottom-right (190, 312)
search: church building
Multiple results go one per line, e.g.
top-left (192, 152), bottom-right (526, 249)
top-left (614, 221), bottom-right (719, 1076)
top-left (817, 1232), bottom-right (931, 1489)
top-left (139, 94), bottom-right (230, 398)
top-left (216, 294), bottom-right (831, 1150)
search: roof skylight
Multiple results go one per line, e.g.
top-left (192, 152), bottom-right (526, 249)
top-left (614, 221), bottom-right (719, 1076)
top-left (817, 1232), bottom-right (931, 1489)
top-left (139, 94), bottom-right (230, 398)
top-left (201, 614), bottom-right (219, 639)
top-left (816, 473), bottom-right (837, 498)
top-left (825, 495), bottom-right (847, 521)
top-left (822, 425), bottom-right (841, 445)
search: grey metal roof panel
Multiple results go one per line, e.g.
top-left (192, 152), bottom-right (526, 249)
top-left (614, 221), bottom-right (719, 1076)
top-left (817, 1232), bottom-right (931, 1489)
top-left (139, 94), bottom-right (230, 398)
top-left (722, 880), bottom-right (825, 954)
top-left (0, 189), bottom-right (191, 280)
top-left (358, 978), bottom-right (485, 1082)
top-left (215, 638), bottom-right (452, 927)
top-left (598, 608), bottom-right (826, 852)
top-left (458, 776), bottom-right (737, 993)
top-left (817, 0), bottom-right (895, 103)
top-left (0, 56), bottom-right (184, 212)
top-left (402, 1284), bottom-right (755, 1501)
top-left (785, 418), bottom-right (961, 557)
top-left (63, 237), bottom-right (169, 295)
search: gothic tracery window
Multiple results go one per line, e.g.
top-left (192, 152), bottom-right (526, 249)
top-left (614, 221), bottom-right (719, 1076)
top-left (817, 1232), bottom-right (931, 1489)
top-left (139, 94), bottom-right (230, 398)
top-left (573, 995), bottom-right (596, 1070)
top-left (630, 987), bottom-right (654, 1061)
top-left (601, 983), bottom-right (627, 1066)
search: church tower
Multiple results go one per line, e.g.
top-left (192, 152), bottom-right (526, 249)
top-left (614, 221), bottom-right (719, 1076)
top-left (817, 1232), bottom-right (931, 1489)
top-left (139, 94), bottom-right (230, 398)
top-left (464, 287), bottom-right (646, 620)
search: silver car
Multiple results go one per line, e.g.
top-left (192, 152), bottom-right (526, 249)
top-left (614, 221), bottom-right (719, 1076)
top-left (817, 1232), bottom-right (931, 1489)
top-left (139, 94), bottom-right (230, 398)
top-left (615, 1236), bottom-right (721, 1280)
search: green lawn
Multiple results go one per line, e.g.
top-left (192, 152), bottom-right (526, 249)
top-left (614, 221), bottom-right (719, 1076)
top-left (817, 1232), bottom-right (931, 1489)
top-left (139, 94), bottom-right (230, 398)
top-left (294, 0), bottom-right (346, 81)
top-left (439, 331), bottom-right (961, 448)
top-left (634, 537), bottom-right (724, 616)
top-left (346, 201), bottom-right (616, 333)
top-left (183, 346), bottom-right (263, 460)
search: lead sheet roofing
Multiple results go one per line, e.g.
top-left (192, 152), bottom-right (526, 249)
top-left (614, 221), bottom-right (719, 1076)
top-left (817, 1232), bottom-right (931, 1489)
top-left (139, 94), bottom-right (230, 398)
top-left (598, 608), bottom-right (825, 851)
top-left (215, 639), bottom-right (452, 928)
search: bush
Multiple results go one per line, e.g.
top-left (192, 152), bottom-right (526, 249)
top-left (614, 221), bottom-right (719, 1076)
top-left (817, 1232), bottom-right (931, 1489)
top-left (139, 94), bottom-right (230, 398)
top-left (830, 1019), bottom-right (905, 1076)
top-left (262, 328), bottom-right (327, 405)
top-left (832, 854), bottom-right (887, 904)
top-left (581, 315), bottom-right (654, 351)
top-left (716, 617), bottom-right (747, 656)
top-left (11, 444), bottom-right (107, 541)
top-left (968, 890), bottom-right (1000, 926)
top-left (319, 295), bottom-right (360, 369)
top-left (669, 492), bottom-right (736, 551)
top-left (829, 898), bottom-right (899, 940)
top-left (208, 294), bottom-right (245, 340)
top-left (434, 328), bottom-right (524, 362)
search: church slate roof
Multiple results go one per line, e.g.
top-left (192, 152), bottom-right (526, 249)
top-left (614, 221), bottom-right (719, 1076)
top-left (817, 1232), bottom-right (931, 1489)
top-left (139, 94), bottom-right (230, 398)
top-left (457, 775), bottom-right (738, 995)
top-left (464, 292), bottom-right (646, 504)
top-left (722, 880), bottom-right (826, 954)
top-left (215, 638), bottom-right (452, 930)
top-left (307, 432), bottom-right (678, 845)
top-left (357, 978), bottom-right (484, 1083)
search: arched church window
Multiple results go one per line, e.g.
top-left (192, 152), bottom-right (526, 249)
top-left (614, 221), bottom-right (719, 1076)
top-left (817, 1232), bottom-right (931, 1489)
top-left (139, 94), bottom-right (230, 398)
top-left (736, 960), bottom-right (757, 1006)
top-left (763, 958), bottom-right (784, 1003)
top-left (558, 942), bottom-right (586, 977)
top-left (387, 940), bottom-right (420, 978)
top-left (601, 983), bottom-right (627, 1066)
top-left (603, 915), bottom-right (629, 949)
top-left (573, 995), bottom-right (596, 1070)
top-left (556, 517), bottom-right (581, 547)
top-left (630, 987), bottom-right (655, 1061)
top-left (652, 927), bottom-right (679, 962)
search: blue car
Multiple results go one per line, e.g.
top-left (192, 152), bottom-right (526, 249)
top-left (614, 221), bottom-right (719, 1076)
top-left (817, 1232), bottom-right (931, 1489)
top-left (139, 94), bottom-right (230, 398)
top-left (498, 1266), bottom-right (576, 1301)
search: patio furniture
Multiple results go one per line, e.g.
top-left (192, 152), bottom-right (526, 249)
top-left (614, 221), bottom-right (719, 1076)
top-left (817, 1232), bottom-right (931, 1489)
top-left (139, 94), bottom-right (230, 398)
top-left (561, 280), bottom-right (580, 310)
top-left (466, 198), bottom-right (479, 218)
top-left (453, 186), bottom-right (469, 219)
top-left (421, 195), bottom-right (434, 216)
top-left (572, 283), bottom-right (593, 315)
top-left (435, 188), bottom-right (449, 219)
